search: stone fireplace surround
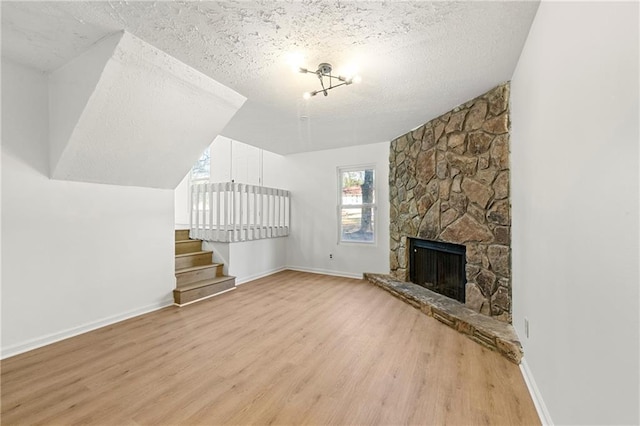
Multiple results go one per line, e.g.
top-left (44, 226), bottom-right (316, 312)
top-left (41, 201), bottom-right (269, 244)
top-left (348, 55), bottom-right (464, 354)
top-left (389, 83), bottom-right (512, 323)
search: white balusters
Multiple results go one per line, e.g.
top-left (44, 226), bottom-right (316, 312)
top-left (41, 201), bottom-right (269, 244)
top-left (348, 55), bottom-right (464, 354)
top-left (189, 182), bottom-right (290, 242)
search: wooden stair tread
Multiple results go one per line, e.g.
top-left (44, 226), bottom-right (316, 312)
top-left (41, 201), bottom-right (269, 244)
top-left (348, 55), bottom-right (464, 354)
top-left (173, 234), bottom-right (232, 305)
top-left (175, 263), bottom-right (222, 274)
top-left (175, 276), bottom-right (235, 292)
top-left (175, 250), bottom-right (212, 258)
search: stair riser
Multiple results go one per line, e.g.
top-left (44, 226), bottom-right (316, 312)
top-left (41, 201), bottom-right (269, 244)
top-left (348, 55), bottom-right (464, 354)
top-left (175, 252), bottom-right (213, 269)
top-left (176, 265), bottom-right (224, 287)
top-left (175, 240), bottom-right (202, 255)
top-left (175, 229), bottom-right (190, 241)
top-left (174, 278), bottom-right (235, 305)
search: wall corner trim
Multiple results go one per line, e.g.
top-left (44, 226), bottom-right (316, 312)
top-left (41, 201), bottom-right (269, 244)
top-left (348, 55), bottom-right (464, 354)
top-left (520, 358), bottom-right (554, 426)
top-left (286, 266), bottom-right (363, 280)
top-left (235, 267), bottom-right (288, 285)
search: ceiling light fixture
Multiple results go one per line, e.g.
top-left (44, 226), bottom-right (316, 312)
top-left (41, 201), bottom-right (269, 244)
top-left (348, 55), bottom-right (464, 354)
top-left (299, 63), bottom-right (361, 99)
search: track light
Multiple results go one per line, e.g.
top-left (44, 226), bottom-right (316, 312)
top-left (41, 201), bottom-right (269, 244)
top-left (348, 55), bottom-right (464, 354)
top-left (298, 63), bottom-right (361, 99)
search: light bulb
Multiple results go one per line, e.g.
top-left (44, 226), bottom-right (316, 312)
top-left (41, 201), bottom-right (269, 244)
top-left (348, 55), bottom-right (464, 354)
top-left (286, 52), bottom-right (305, 73)
top-left (303, 92), bottom-right (311, 100)
top-left (353, 75), bottom-right (362, 84)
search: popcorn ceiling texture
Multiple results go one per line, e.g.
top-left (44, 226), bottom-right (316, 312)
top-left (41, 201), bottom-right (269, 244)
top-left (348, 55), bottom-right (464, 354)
top-left (2, 1), bottom-right (463, 84)
top-left (49, 31), bottom-right (246, 189)
top-left (2, 1), bottom-right (539, 155)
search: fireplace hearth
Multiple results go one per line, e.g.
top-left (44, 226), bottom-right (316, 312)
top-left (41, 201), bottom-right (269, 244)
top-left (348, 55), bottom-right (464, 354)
top-left (409, 238), bottom-right (466, 303)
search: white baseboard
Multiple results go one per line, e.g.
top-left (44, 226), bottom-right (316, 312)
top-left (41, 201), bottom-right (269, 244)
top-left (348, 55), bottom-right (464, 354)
top-left (235, 267), bottom-right (287, 285)
top-left (1, 268), bottom-right (365, 359)
top-left (286, 266), bottom-right (363, 280)
top-left (174, 287), bottom-right (236, 307)
top-left (234, 266), bottom-right (363, 286)
top-left (520, 358), bottom-right (554, 426)
top-left (1, 298), bottom-right (174, 360)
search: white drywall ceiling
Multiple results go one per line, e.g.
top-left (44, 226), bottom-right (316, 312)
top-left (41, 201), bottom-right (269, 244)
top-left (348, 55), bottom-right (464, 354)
top-left (49, 30), bottom-right (246, 189)
top-left (1, 1), bottom-right (539, 155)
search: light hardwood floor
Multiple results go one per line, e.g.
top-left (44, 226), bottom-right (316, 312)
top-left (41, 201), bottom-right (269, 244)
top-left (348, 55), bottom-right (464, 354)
top-left (1, 270), bottom-right (540, 425)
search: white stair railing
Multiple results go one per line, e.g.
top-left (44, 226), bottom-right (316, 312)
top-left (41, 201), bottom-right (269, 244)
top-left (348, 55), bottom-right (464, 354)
top-left (190, 182), bottom-right (290, 242)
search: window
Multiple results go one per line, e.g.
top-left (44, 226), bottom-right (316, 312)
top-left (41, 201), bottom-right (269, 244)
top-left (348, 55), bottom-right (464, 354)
top-left (338, 166), bottom-right (376, 243)
top-left (191, 148), bottom-right (210, 181)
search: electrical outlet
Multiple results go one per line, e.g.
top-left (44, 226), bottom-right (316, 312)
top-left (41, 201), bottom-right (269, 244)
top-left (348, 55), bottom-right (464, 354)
top-left (329, 253), bottom-right (333, 259)
top-left (524, 318), bottom-right (529, 338)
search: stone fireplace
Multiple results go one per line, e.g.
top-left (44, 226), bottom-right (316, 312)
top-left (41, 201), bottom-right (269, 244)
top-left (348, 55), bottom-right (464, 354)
top-left (389, 83), bottom-right (512, 322)
top-left (409, 238), bottom-right (466, 303)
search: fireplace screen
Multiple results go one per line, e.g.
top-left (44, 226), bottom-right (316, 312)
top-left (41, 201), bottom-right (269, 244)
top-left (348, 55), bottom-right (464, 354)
top-left (409, 238), bottom-right (466, 303)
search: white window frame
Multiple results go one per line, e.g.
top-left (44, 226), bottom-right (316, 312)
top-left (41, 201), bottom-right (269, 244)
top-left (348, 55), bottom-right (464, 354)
top-left (337, 164), bottom-right (377, 245)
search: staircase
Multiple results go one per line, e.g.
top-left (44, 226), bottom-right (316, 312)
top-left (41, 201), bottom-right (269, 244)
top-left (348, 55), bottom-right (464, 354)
top-left (174, 229), bottom-right (236, 306)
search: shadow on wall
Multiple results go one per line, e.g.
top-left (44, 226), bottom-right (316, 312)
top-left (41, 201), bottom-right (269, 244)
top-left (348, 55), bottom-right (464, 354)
top-left (1, 62), bottom-right (50, 177)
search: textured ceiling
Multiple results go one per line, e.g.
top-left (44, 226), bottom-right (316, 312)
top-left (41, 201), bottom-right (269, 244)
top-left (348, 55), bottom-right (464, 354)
top-left (1, 1), bottom-right (540, 155)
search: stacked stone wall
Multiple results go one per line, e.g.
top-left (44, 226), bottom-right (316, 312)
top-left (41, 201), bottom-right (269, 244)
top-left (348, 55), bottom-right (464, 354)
top-left (389, 83), bottom-right (512, 322)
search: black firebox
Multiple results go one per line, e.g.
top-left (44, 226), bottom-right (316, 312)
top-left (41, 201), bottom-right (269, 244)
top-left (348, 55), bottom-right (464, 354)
top-left (409, 238), bottom-right (466, 303)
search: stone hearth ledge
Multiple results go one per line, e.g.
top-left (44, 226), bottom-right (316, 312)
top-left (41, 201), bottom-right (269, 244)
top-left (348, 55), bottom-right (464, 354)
top-left (363, 273), bottom-right (523, 364)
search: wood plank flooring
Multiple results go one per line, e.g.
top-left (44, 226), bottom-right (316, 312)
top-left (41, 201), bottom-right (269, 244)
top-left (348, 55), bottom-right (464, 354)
top-left (1, 270), bottom-right (540, 425)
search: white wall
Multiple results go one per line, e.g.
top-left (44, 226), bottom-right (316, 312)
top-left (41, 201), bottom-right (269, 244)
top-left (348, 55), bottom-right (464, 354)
top-left (210, 136), bottom-right (233, 183)
top-left (284, 142), bottom-right (390, 278)
top-left (209, 136), bottom-right (269, 186)
top-left (208, 135), bottom-right (287, 188)
top-left (262, 148), bottom-right (288, 189)
top-left (207, 238), bottom-right (287, 285)
top-left (177, 139), bottom-right (389, 280)
top-left (174, 172), bottom-right (190, 228)
top-left (510, 2), bottom-right (639, 424)
top-left (229, 238), bottom-right (287, 283)
top-left (1, 59), bottom-right (176, 358)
